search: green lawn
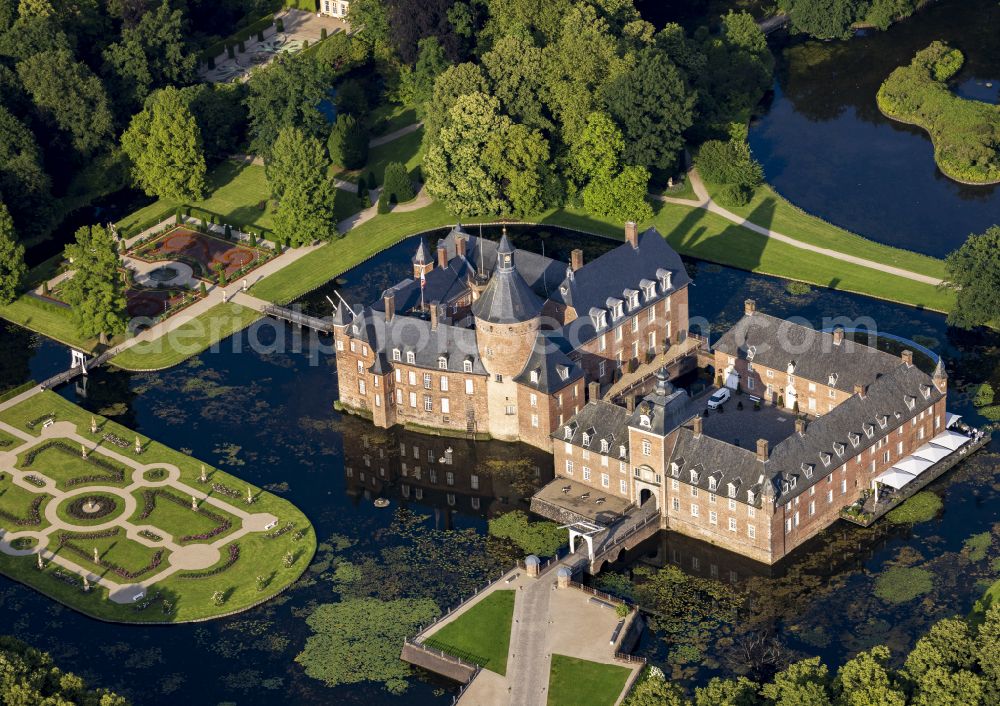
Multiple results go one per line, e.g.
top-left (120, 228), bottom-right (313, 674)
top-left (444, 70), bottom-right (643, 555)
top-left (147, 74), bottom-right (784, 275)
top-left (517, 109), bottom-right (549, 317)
top-left (0, 390), bottom-right (316, 623)
top-left (700, 180), bottom-right (948, 280)
top-left (128, 488), bottom-right (240, 545)
top-left (110, 302), bottom-right (262, 371)
top-left (47, 528), bottom-right (168, 581)
top-left (116, 161), bottom-right (274, 235)
top-left (546, 654), bottom-right (632, 706)
top-left (0, 428), bottom-right (23, 450)
top-left (0, 480), bottom-right (51, 531)
top-left (369, 103), bottom-right (419, 136)
top-left (336, 126), bottom-right (425, 184)
top-left (0, 296), bottom-right (119, 353)
top-left (16, 442), bottom-right (130, 491)
top-left (424, 589), bottom-right (515, 675)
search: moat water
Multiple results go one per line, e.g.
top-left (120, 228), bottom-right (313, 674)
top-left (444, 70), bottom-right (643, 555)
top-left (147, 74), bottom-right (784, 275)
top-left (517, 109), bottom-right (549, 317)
top-left (747, 0), bottom-right (1000, 259)
top-left (1, 224), bottom-right (998, 702)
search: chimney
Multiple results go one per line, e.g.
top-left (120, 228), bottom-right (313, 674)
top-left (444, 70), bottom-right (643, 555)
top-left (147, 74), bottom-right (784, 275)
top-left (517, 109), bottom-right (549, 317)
top-left (744, 299), bottom-right (756, 316)
top-left (456, 235), bottom-right (467, 259)
top-left (588, 381), bottom-right (600, 402)
top-left (437, 242), bottom-right (448, 269)
top-left (384, 292), bottom-right (394, 322)
top-left (430, 301), bottom-right (439, 331)
top-left (832, 327), bottom-right (844, 346)
top-left (854, 383), bottom-right (866, 398)
top-left (571, 249), bottom-right (584, 272)
top-left (756, 438), bottom-right (769, 462)
top-left (795, 418), bottom-right (806, 436)
top-left (625, 221), bottom-right (639, 249)
top-left (692, 415), bottom-right (703, 437)
top-left (901, 349), bottom-right (913, 367)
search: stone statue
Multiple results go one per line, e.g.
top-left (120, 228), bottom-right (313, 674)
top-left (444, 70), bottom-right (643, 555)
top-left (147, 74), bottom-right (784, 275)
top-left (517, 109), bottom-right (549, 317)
top-left (80, 444), bottom-right (87, 459)
top-left (93, 547), bottom-right (99, 563)
top-left (83, 576), bottom-right (90, 592)
top-left (135, 436), bottom-right (142, 454)
top-left (200, 465), bottom-right (207, 483)
top-left (36, 553), bottom-right (43, 570)
top-left (90, 416), bottom-right (97, 434)
top-left (246, 486), bottom-right (253, 503)
top-left (191, 495), bottom-right (198, 511)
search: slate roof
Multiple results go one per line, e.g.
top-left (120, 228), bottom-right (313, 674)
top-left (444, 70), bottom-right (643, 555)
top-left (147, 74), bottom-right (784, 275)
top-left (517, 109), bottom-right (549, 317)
top-left (662, 360), bottom-right (944, 507)
top-left (554, 401), bottom-right (632, 459)
top-left (412, 237), bottom-right (431, 265)
top-left (627, 380), bottom-right (697, 437)
top-left (470, 233), bottom-right (544, 324)
top-left (513, 331), bottom-right (584, 394)
top-left (713, 312), bottom-right (901, 392)
top-left (346, 309), bottom-right (488, 375)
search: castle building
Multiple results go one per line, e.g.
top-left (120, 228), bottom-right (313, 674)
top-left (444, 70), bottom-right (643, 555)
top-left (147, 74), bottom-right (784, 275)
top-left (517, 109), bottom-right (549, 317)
top-left (548, 301), bottom-right (953, 565)
top-left (332, 223), bottom-right (692, 448)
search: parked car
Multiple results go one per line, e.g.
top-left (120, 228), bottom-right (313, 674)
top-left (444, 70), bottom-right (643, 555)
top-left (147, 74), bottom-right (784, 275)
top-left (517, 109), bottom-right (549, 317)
top-left (707, 388), bottom-right (731, 409)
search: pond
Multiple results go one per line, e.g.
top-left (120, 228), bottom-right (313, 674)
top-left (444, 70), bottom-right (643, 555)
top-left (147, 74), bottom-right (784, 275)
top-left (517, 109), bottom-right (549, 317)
top-left (1, 224), bottom-right (998, 703)
top-left (748, 0), bottom-right (1000, 259)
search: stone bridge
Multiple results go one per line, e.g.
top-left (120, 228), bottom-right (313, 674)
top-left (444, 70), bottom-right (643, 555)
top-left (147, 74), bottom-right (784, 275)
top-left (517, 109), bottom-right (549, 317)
top-left (563, 502), bottom-right (662, 575)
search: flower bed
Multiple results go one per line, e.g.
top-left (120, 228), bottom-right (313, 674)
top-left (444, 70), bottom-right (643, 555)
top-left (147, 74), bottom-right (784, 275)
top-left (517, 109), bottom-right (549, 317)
top-left (265, 522), bottom-right (293, 539)
top-left (65, 495), bottom-right (118, 521)
top-left (20, 440), bottom-right (126, 486)
top-left (57, 528), bottom-right (164, 581)
top-left (0, 495), bottom-right (45, 526)
top-left (25, 413), bottom-right (55, 429)
top-left (179, 543), bottom-right (240, 580)
top-left (137, 489), bottom-right (232, 543)
top-left (102, 432), bottom-right (130, 449)
top-left (211, 482), bottom-right (241, 499)
top-left (23, 475), bottom-right (46, 488)
top-left (138, 529), bottom-right (163, 542)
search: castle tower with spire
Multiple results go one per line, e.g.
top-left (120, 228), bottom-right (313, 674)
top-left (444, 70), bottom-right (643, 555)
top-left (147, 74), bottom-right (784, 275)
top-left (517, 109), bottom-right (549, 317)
top-left (471, 231), bottom-right (543, 440)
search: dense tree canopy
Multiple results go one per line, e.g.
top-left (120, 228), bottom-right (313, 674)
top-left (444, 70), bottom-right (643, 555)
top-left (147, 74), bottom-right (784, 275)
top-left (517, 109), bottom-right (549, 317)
top-left (62, 224), bottom-right (128, 339)
top-left (0, 104), bottom-right (51, 238)
top-left (944, 225), bottom-right (1000, 329)
top-left (0, 200), bottom-right (25, 304)
top-left (0, 635), bottom-right (127, 705)
top-left (246, 53), bottom-right (330, 156)
top-left (268, 127), bottom-right (338, 246)
top-left (121, 86), bottom-right (207, 201)
top-left (328, 113), bottom-right (369, 170)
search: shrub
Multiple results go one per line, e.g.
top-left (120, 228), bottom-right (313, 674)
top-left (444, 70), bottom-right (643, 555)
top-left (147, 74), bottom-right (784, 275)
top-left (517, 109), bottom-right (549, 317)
top-left (382, 162), bottom-right (414, 203)
top-left (367, 170), bottom-right (377, 187)
top-left (376, 190), bottom-right (391, 214)
top-left (328, 114), bottom-right (369, 169)
top-left (489, 511), bottom-right (566, 557)
top-left (276, 17), bottom-right (284, 31)
top-left (786, 281), bottom-right (811, 296)
top-left (874, 566), bottom-right (933, 603)
top-left (717, 183), bottom-right (752, 206)
top-left (973, 383), bottom-right (995, 408)
top-left (321, 27), bottom-right (327, 40)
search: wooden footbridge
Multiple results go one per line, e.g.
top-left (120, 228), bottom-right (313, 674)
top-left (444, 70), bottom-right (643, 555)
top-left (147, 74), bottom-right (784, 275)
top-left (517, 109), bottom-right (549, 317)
top-left (261, 304), bottom-right (334, 333)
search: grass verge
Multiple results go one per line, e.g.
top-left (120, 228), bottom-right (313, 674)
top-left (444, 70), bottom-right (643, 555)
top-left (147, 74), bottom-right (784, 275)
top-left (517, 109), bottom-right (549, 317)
top-left (424, 589), bottom-right (515, 675)
top-left (546, 654), bottom-right (632, 706)
top-left (110, 302), bottom-right (262, 371)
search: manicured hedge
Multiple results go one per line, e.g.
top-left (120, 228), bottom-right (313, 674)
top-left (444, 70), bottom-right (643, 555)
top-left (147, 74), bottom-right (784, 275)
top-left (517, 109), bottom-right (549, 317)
top-left (200, 15), bottom-right (276, 63)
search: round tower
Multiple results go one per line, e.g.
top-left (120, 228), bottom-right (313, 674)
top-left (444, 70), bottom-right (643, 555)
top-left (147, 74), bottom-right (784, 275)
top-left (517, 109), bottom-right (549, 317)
top-left (471, 232), bottom-right (542, 378)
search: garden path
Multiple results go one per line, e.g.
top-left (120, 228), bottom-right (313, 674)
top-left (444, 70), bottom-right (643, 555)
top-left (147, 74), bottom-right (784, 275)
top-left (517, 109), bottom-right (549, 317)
top-left (0, 386), bottom-right (276, 603)
top-left (653, 169), bottom-right (944, 286)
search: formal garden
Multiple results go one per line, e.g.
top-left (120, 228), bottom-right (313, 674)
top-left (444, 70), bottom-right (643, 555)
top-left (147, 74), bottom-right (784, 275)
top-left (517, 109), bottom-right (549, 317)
top-left (128, 225), bottom-right (271, 283)
top-left (0, 389), bottom-right (315, 623)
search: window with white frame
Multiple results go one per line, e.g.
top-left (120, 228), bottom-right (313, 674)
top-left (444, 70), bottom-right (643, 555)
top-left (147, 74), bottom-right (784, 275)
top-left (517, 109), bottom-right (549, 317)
top-left (672, 497), bottom-right (680, 511)
top-left (441, 398), bottom-right (450, 414)
top-left (620, 479), bottom-right (627, 494)
top-left (583, 467), bottom-right (591, 481)
top-left (709, 511), bottom-right (717, 525)
top-left (690, 503), bottom-right (699, 517)
top-left (465, 379), bottom-right (474, 394)
top-left (601, 473), bottom-right (609, 488)
top-left (409, 392), bottom-right (417, 407)
top-left (729, 518), bottom-right (737, 532)
top-left (642, 439), bottom-right (651, 455)
top-left (748, 525), bottom-right (756, 539)
top-left (423, 396), bottom-right (432, 412)
top-left (406, 351), bottom-right (415, 363)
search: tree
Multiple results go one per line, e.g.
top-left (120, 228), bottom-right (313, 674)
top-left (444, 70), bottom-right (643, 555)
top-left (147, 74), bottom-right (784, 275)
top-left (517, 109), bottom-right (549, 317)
top-left (246, 53), bottom-right (330, 156)
top-left (783, 0), bottom-right (865, 40)
top-left (103, 0), bottom-right (197, 109)
top-left (583, 165), bottom-right (652, 224)
top-left (694, 676), bottom-right (758, 706)
top-left (347, 0), bottom-right (393, 60)
top-left (424, 91), bottom-right (549, 216)
top-left (833, 646), bottom-right (906, 706)
top-left (0, 635), bottom-right (127, 705)
top-left (399, 36), bottom-right (449, 112)
top-left (383, 0), bottom-right (467, 63)
top-left (381, 161), bottom-right (414, 202)
top-left (904, 617), bottom-right (978, 680)
top-left (482, 36), bottom-right (556, 134)
top-left (573, 112), bottom-right (626, 181)
top-left (268, 127), bottom-right (337, 246)
top-left (624, 667), bottom-right (690, 706)
top-left (975, 604), bottom-right (1000, 703)
top-left (121, 87), bottom-right (206, 201)
top-left (61, 225), bottom-right (127, 340)
top-left (327, 114), bottom-right (369, 169)
top-left (944, 226), bottom-right (1000, 329)
top-left (760, 658), bottom-right (833, 706)
top-left (181, 83), bottom-right (248, 164)
top-left (295, 597), bottom-right (440, 694)
top-left (601, 46), bottom-right (695, 171)
top-left (482, 0), bottom-right (572, 45)
top-left (865, 0), bottom-right (917, 31)
top-left (0, 104), bottom-right (51, 239)
top-left (16, 49), bottom-right (113, 155)
top-left (487, 510), bottom-right (565, 556)
top-left (422, 62), bottom-right (488, 144)
top-left (0, 201), bottom-right (25, 304)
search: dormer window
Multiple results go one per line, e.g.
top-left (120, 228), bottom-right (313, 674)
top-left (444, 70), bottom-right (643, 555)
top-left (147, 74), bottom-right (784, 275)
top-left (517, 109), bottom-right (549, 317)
top-left (656, 268), bottom-right (672, 291)
top-left (790, 476), bottom-right (797, 489)
top-left (834, 442), bottom-right (845, 457)
top-left (904, 395), bottom-right (916, 410)
top-left (787, 362), bottom-right (796, 375)
top-left (670, 463), bottom-right (680, 478)
top-left (530, 370), bottom-right (539, 384)
top-left (877, 415), bottom-right (888, 429)
top-left (614, 303), bottom-right (623, 319)
top-left (727, 483), bottom-right (736, 498)
top-left (708, 477), bottom-right (717, 491)
top-left (464, 359), bottom-right (473, 373)
top-left (820, 452), bottom-right (831, 467)
top-left (619, 445), bottom-right (626, 458)
top-left (747, 345), bottom-right (757, 362)
top-left (564, 426), bottom-right (573, 440)
top-left (582, 433), bottom-right (591, 446)
top-left (689, 469), bottom-right (699, 483)
top-left (590, 308), bottom-right (608, 331)
top-left (600, 439), bottom-right (609, 453)
top-left (828, 373), bottom-right (838, 387)
top-left (639, 414), bottom-right (651, 429)
top-left (849, 432), bottom-right (860, 447)
top-left (392, 349), bottom-right (401, 361)
top-left (801, 462), bottom-right (813, 476)
top-left (863, 423), bottom-right (874, 438)
top-left (782, 481), bottom-right (790, 494)
top-left (642, 282), bottom-right (655, 301)
top-left (406, 351), bottom-right (415, 364)
top-left (438, 356), bottom-right (447, 370)
top-left (920, 384), bottom-right (931, 399)
top-left (626, 290), bottom-right (639, 310)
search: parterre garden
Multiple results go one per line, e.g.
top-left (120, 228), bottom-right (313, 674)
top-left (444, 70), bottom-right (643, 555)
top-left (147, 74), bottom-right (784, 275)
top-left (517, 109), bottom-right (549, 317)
top-left (0, 390), bottom-right (315, 622)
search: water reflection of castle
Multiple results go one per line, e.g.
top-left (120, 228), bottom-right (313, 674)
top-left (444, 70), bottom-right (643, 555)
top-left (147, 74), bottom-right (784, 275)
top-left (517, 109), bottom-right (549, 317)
top-left (340, 417), bottom-right (554, 522)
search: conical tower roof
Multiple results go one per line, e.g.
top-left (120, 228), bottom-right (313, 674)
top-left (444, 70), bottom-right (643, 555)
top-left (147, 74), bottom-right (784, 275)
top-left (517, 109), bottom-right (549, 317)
top-left (471, 235), bottom-right (543, 324)
top-left (932, 357), bottom-right (947, 381)
top-left (412, 237), bottom-right (431, 265)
